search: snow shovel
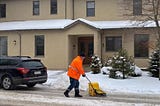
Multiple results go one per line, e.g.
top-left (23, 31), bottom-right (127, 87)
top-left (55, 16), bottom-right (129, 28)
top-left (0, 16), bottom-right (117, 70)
top-left (85, 75), bottom-right (106, 97)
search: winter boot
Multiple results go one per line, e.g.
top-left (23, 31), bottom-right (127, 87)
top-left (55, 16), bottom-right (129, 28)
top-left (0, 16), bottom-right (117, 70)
top-left (64, 89), bottom-right (70, 97)
top-left (75, 89), bottom-right (83, 97)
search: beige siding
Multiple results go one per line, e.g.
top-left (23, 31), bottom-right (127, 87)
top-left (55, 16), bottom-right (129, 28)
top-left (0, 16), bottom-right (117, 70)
top-left (0, 0), bottom-right (127, 22)
top-left (44, 30), bottom-right (68, 69)
top-left (66, 0), bottom-right (73, 19)
top-left (0, 26), bottom-right (158, 69)
top-left (66, 22), bottom-right (99, 64)
top-left (74, 0), bottom-right (122, 21)
top-left (0, 0), bottom-right (151, 22)
top-left (0, 0), bottom-right (159, 69)
top-left (0, 0), bottom-right (71, 22)
top-left (102, 28), bottom-right (158, 68)
top-left (0, 23), bottom-right (99, 69)
top-left (0, 30), bottom-right (68, 70)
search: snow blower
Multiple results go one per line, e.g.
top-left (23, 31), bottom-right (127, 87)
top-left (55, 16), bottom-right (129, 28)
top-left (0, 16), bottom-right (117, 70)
top-left (85, 76), bottom-right (106, 97)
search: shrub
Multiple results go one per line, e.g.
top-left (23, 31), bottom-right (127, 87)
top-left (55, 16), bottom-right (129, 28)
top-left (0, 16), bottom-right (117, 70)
top-left (149, 49), bottom-right (160, 78)
top-left (90, 55), bottom-right (103, 74)
top-left (106, 49), bottom-right (135, 79)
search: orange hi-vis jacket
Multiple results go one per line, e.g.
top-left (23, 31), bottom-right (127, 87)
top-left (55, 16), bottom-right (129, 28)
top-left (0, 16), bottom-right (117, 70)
top-left (67, 56), bottom-right (85, 80)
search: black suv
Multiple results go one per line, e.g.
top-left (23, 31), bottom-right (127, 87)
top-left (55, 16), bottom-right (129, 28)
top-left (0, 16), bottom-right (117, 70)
top-left (0, 56), bottom-right (47, 90)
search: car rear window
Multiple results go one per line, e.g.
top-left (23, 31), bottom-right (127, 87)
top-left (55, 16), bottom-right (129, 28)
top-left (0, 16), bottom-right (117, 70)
top-left (22, 60), bottom-right (43, 67)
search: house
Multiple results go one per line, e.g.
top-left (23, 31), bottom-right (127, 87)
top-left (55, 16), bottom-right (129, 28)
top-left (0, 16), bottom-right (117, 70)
top-left (0, 0), bottom-right (158, 70)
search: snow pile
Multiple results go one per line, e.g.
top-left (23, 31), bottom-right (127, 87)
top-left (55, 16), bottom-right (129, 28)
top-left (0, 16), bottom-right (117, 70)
top-left (44, 67), bottom-right (160, 94)
top-left (101, 66), bottom-right (142, 76)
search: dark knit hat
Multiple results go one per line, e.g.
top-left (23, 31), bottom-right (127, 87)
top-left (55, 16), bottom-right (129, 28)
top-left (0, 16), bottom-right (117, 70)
top-left (79, 52), bottom-right (86, 57)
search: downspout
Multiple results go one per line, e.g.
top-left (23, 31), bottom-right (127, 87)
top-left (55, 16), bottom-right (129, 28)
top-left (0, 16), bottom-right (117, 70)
top-left (72, 0), bottom-right (75, 20)
top-left (100, 30), bottom-right (104, 63)
top-left (17, 32), bottom-right (22, 56)
top-left (19, 33), bottom-right (22, 56)
top-left (65, 0), bottom-right (67, 19)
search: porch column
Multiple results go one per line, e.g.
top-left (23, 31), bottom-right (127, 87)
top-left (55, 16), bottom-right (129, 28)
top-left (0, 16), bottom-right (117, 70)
top-left (94, 33), bottom-right (101, 57)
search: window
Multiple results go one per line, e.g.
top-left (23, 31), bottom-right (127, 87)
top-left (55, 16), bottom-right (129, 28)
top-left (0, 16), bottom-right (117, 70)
top-left (86, 1), bottom-right (95, 17)
top-left (0, 4), bottom-right (6, 18)
top-left (22, 61), bottom-right (43, 67)
top-left (106, 36), bottom-right (122, 51)
top-left (35, 35), bottom-right (44, 56)
top-left (0, 59), bottom-right (18, 66)
top-left (0, 36), bottom-right (7, 56)
top-left (51, 0), bottom-right (57, 14)
top-left (133, 0), bottom-right (142, 15)
top-left (33, 0), bottom-right (40, 15)
top-left (0, 59), bottom-right (8, 66)
top-left (134, 34), bottom-right (149, 58)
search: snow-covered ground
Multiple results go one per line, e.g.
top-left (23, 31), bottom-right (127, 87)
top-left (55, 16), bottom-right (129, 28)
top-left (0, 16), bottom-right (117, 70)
top-left (44, 67), bottom-right (160, 94)
top-left (1, 67), bottom-right (160, 106)
top-left (34, 67), bottom-right (160, 106)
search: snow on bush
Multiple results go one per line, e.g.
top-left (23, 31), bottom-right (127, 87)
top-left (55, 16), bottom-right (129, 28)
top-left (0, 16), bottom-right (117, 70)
top-left (105, 49), bottom-right (135, 79)
top-left (90, 55), bottom-right (103, 74)
top-left (101, 66), bottom-right (142, 77)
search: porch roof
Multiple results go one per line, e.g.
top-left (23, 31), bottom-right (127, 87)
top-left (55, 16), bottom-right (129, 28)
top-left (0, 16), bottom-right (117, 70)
top-left (0, 18), bottom-right (157, 31)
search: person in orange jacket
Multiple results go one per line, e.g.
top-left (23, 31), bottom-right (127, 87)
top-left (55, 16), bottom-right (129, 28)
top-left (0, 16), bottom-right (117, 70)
top-left (64, 53), bottom-right (86, 97)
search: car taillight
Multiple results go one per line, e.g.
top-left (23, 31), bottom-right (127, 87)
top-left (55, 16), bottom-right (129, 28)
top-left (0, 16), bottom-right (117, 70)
top-left (17, 68), bottom-right (29, 74)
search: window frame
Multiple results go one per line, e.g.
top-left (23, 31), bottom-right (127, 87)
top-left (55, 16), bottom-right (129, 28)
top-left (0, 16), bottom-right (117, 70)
top-left (50, 0), bottom-right (57, 14)
top-left (105, 36), bottom-right (122, 52)
top-left (33, 0), bottom-right (40, 16)
top-left (0, 4), bottom-right (6, 18)
top-left (133, 0), bottom-right (142, 16)
top-left (35, 35), bottom-right (45, 57)
top-left (134, 34), bottom-right (149, 58)
top-left (86, 1), bottom-right (95, 17)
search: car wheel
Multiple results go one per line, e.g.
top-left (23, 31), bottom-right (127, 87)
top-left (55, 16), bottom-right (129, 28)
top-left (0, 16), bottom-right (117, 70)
top-left (2, 76), bottom-right (14, 90)
top-left (27, 83), bottom-right (36, 88)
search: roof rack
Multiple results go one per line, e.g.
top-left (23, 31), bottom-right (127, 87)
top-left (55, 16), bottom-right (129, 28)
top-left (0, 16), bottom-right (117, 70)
top-left (11, 56), bottom-right (31, 58)
top-left (0, 56), bottom-right (31, 60)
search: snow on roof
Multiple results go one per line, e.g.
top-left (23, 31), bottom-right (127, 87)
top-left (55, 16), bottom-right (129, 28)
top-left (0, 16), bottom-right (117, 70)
top-left (94, 20), bottom-right (156, 29)
top-left (0, 18), bottom-right (157, 31)
top-left (0, 19), bottom-right (75, 31)
top-left (76, 18), bottom-right (99, 29)
top-left (94, 20), bottom-right (133, 29)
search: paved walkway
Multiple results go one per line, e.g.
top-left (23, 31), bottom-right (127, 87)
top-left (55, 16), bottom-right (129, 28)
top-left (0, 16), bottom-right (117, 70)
top-left (0, 86), bottom-right (160, 106)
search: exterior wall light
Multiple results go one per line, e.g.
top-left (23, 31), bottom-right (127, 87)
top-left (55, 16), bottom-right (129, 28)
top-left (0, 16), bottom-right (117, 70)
top-left (13, 40), bottom-right (16, 45)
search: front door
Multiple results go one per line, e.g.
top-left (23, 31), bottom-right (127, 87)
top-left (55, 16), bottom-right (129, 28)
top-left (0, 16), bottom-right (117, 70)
top-left (78, 37), bottom-right (94, 64)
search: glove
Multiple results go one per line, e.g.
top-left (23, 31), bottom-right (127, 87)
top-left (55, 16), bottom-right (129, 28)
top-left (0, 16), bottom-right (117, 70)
top-left (82, 74), bottom-right (86, 77)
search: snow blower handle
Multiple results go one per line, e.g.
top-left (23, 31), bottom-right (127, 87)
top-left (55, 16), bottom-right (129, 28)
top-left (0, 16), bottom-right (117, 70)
top-left (85, 75), bottom-right (99, 95)
top-left (85, 75), bottom-right (96, 91)
top-left (85, 75), bottom-right (92, 83)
